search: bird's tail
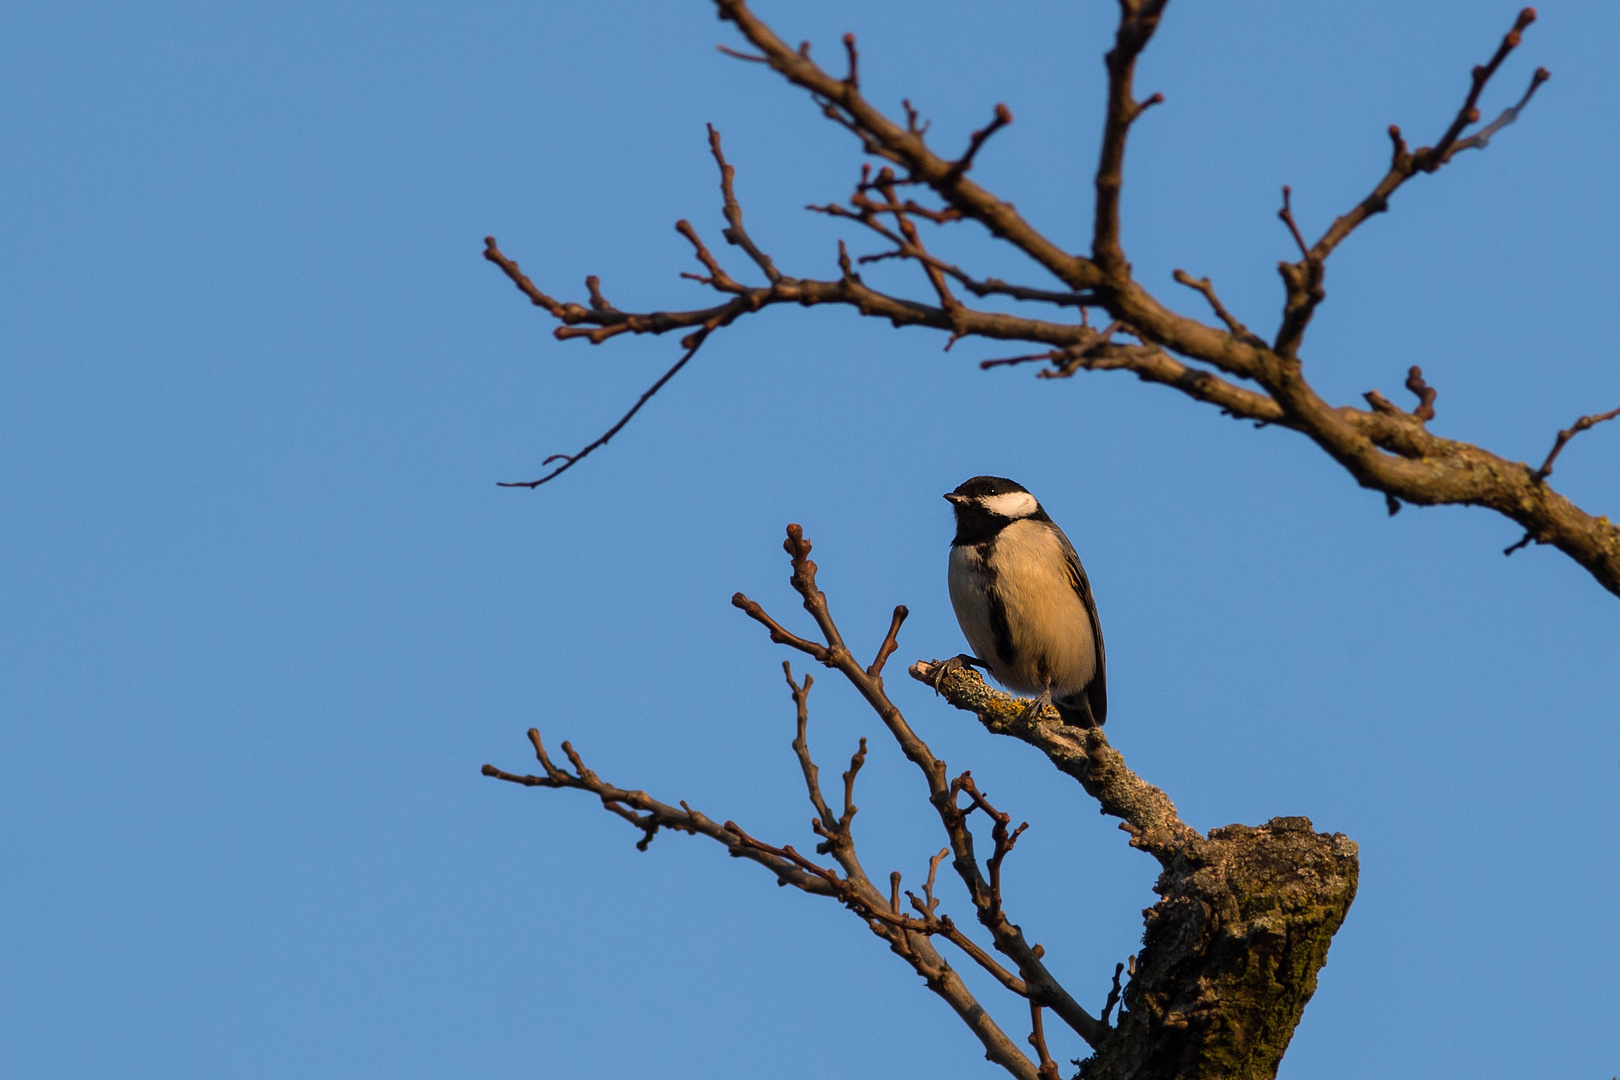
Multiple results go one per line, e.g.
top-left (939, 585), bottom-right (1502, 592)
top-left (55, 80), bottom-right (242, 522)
top-left (1054, 696), bottom-right (1101, 729)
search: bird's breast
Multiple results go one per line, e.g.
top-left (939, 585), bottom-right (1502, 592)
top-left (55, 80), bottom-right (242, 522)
top-left (950, 522), bottom-right (1096, 696)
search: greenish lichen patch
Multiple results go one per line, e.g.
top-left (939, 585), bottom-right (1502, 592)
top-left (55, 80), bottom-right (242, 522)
top-left (1077, 820), bottom-right (1358, 1080)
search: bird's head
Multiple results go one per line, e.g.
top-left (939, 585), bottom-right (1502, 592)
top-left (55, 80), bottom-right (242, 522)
top-left (944, 475), bottom-right (1042, 524)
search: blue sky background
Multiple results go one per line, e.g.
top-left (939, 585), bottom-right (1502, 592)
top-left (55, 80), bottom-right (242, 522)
top-left (3, 2), bottom-right (1617, 1078)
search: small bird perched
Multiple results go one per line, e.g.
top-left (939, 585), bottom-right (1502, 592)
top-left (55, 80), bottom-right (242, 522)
top-left (941, 476), bottom-right (1107, 727)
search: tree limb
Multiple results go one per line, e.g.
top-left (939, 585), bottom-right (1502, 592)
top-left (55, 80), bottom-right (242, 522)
top-left (486, 3), bottom-right (1620, 598)
top-left (487, 531), bottom-right (1360, 1079)
top-left (712, 0), bottom-right (1099, 291)
top-left (908, 661), bottom-right (1359, 1080)
top-left (733, 525), bottom-right (1109, 1048)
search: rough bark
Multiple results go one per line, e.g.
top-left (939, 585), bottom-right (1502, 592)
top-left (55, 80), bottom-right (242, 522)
top-left (909, 661), bottom-right (1358, 1080)
top-left (1089, 819), bottom-right (1357, 1080)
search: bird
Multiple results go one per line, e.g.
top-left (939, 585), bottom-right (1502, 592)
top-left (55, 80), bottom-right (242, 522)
top-left (939, 475), bottom-right (1106, 728)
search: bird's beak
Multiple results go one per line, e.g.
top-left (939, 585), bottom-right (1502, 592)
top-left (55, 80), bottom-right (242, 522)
top-left (944, 493), bottom-right (968, 505)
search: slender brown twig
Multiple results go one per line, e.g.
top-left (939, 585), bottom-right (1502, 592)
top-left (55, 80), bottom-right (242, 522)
top-left (1172, 269), bottom-right (1263, 345)
top-left (944, 103), bottom-right (1013, 182)
top-left (1405, 366), bottom-right (1438, 422)
top-left (1265, 10), bottom-right (1549, 362)
top-left (1532, 406), bottom-right (1620, 483)
top-left (1028, 1002), bottom-right (1062, 1080)
top-left (867, 605), bottom-right (909, 677)
top-left (1038, 323), bottom-right (1123, 379)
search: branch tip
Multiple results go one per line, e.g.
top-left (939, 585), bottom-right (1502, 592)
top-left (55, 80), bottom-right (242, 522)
top-left (1532, 405), bottom-right (1620, 483)
top-left (498, 333), bottom-right (710, 489)
top-left (1277, 186), bottom-right (1311, 260)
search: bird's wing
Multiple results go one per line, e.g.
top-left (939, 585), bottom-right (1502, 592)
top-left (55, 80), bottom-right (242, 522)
top-left (1060, 533), bottom-right (1107, 725)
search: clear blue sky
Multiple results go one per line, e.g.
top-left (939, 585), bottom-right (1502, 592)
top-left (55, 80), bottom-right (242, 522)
top-left (3, 2), bottom-right (1617, 1078)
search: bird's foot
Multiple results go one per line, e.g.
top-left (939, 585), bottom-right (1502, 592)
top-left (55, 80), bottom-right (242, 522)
top-left (1017, 687), bottom-right (1054, 725)
top-left (928, 654), bottom-right (983, 694)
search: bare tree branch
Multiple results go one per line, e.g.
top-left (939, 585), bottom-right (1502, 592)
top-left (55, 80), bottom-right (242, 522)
top-left (1093, 0), bottom-right (1170, 274)
top-left (490, 533), bottom-right (1144, 1076)
top-left (474, 5), bottom-right (1604, 1074)
top-left (481, 729), bottom-right (831, 883)
top-left (1172, 270), bottom-right (1264, 347)
top-left (731, 525), bottom-right (1111, 1046)
top-left (1309, 11), bottom-right (1549, 266)
top-left (1268, 9), bottom-right (1549, 358)
top-left (909, 660), bottom-right (1196, 862)
top-left (1029, 1001), bottom-right (1063, 1080)
top-left (908, 659), bottom-right (1359, 1080)
top-left (488, 529), bottom-right (1359, 1078)
top-left (485, 3), bottom-right (1620, 600)
top-left (1405, 366), bottom-right (1439, 423)
top-left (486, 673), bottom-right (1055, 1076)
top-left (712, 0), bottom-right (1099, 291)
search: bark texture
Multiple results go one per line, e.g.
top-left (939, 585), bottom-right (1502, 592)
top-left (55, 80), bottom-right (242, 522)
top-left (1084, 820), bottom-right (1358, 1079)
top-left (909, 661), bottom-right (1358, 1080)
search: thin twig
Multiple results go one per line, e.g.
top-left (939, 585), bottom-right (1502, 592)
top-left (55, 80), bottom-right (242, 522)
top-left (497, 332), bottom-right (710, 489)
top-left (732, 591), bottom-right (833, 662)
top-left (706, 125), bottom-right (783, 283)
top-left (785, 663), bottom-right (837, 835)
top-left (980, 349), bottom-right (1062, 371)
top-left (1405, 366), bottom-right (1438, 422)
top-left (1172, 269), bottom-right (1262, 344)
top-left (1267, 10), bottom-right (1547, 360)
top-left (1277, 186), bottom-right (1311, 259)
top-left (810, 189), bottom-right (1092, 309)
top-left (868, 605), bottom-right (909, 677)
top-left (715, 44), bottom-right (768, 63)
top-left (1417, 8), bottom-right (1542, 170)
top-left (944, 103), bottom-right (1013, 182)
top-left (1093, 0), bottom-right (1170, 272)
top-left (1452, 66), bottom-right (1551, 154)
top-left (1028, 1003), bottom-right (1061, 1080)
top-left (1273, 186), bottom-right (1325, 356)
top-left (1038, 322), bottom-right (1123, 379)
top-left (839, 737), bottom-right (868, 834)
top-left (1530, 405), bottom-right (1620, 482)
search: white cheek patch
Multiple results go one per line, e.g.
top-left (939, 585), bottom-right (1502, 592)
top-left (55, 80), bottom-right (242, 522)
top-left (980, 491), bottom-right (1039, 519)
